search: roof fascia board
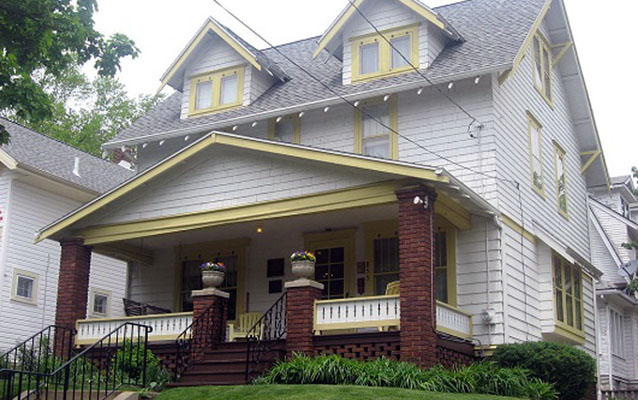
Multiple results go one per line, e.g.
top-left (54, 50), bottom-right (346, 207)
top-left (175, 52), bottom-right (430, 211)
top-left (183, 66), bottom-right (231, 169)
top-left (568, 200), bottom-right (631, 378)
top-left (0, 149), bottom-right (18, 170)
top-left (588, 206), bottom-right (623, 267)
top-left (158, 18), bottom-right (261, 93)
top-left (105, 65), bottom-right (507, 149)
top-left (38, 132), bottom-right (449, 242)
top-left (313, 0), bottom-right (461, 59)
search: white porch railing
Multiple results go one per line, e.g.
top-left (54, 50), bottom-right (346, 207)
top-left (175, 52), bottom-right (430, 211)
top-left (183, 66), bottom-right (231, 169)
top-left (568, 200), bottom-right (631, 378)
top-left (313, 296), bottom-right (473, 339)
top-left (75, 312), bottom-right (193, 345)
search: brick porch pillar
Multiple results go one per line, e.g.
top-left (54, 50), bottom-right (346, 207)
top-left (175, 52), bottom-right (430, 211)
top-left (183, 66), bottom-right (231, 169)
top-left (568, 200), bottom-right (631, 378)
top-left (54, 238), bottom-right (92, 355)
top-left (396, 186), bottom-right (438, 368)
top-left (191, 288), bottom-right (229, 350)
top-left (285, 278), bottom-right (324, 357)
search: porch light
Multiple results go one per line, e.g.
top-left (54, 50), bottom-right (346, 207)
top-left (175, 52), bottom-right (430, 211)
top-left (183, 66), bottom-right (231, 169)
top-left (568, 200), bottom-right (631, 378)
top-left (232, 125), bottom-right (238, 131)
top-left (252, 121), bottom-right (258, 128)
top-left (159, 140), bottom-right (165, 146)
top-left (417, 87), bottom-right (424, 95)
top-left (383, 94), bottom-right (390, 102)
top-left (276, 116), bottom-right (283, 123)
top-left (256, 226), bottom-right (264, 233)
top-left (323, 106), bottom-right (330, 113)
top-left (298, 111), bottom-right (305, 118)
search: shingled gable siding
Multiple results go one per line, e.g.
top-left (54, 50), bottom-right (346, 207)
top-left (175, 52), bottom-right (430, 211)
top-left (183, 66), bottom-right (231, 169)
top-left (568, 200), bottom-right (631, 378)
top-left (0, 177), bottom-right (127, 350)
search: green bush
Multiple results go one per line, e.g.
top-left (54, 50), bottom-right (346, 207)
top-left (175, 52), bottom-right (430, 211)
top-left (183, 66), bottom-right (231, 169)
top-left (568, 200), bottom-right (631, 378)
top-left (257, 354), bottom-right (557, 400)
top-left (491, 341), bottom-right (596, 400)
top-left (113, 341), bottom-right (172, 390)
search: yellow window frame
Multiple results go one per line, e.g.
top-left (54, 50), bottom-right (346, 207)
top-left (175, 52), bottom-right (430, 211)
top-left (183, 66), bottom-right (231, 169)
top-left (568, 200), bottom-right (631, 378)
top-left (553, 142), bottom-right (568, 219)
top-left (552, 253), bottom-right (585, 339)
top-left (267, 114), bottom-right (301, 144)
top-left (188, 65), bottom-right (245, 117)
top-left (304, 229), bottom-right (357, 299)
top-left (527, 112), bottom-right (545, 198)
top-left (354, 95), bottom-right (399, 160)
top-left (531, 32), bottom-right (553, 106)
top-left (351, 24), bottom-right (419, 83)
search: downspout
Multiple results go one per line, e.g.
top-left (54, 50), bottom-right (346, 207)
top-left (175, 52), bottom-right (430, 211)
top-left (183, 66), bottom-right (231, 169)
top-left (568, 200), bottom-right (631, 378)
top-left (496, 216), bottom-right (510, 343)
top-left (607, 305), bottom-right (614, 391)
top-left (593, 288), bottom-right (602, 399)
top-left (485, 218), bottom-right (492, 344)
top-left (40, 254), bottom-right (50, 329)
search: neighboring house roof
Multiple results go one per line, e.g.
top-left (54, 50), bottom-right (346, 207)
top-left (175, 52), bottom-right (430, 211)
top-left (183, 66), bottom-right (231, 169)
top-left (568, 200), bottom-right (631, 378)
top-left (611, 175), bottom-right (632, 186)
top-left (589, 197), bottom-right (638, 236)
top-left (107, 0), bottom-right (547, 147)
top-left (0, 118), bottom-right (134, 194)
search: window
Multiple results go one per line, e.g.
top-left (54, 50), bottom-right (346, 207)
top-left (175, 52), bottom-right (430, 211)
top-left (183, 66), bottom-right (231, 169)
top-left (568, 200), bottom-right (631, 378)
top-left (11, 269), bottom-right (38, 304)
top-left (351, 24), bottom-right (418, 82)
top-left (621, 197), bottom-right (630, 218)
top-left (89, 289), bottom-right (110, 317)
top-left (355, 97), bottom-right (398, 160)
top-left (373, 237), bottom-right (399, 295)
top-left (554, 143), bottom-right (568, 217)
top-left (528, 113), bottom-right (545, 196)
top-left (532, 33), bottom-right (552, 104)
top-left (553, 254), bottom-right (583, 333)
top-left (609, 309), bottom-right (625, 357)
top-left (189, 65), bottom-right (244, 116)
top-left (314, 247), bottom-right (346, 299)
top-left (268, 115), bottom-right (301, 144)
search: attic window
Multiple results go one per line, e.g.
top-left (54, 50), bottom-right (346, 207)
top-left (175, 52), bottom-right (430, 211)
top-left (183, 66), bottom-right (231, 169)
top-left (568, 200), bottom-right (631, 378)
top-left (532, 33), bottom-right (552, 105)
top-left (351, 24), bottom-right (418, 83)
top-left (189, 65), bottom-right (244, 116)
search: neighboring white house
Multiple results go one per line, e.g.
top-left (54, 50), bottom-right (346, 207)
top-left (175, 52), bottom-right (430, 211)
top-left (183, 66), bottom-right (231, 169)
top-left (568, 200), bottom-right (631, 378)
top-left (0, 118), bottom-right (133, 350)
top-left (590, 176), bottom-right (638, 391)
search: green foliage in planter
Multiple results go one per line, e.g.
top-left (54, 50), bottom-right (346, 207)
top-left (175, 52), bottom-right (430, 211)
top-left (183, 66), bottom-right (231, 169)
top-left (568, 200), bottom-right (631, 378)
top-left (256, 354), bottom-right (557, 400)
top-left (491, 341), bottom-right (595, 400)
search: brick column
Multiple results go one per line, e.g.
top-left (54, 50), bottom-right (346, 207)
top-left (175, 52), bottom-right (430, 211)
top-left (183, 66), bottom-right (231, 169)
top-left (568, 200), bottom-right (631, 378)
top-left (191, 288), bottom-right (229, 350)
top-left (54, 238), bottom-right (92, 355)
top-left (285, 278), bottom-right (324, 357)
top-left (396, 186), bottom-right (438, 368)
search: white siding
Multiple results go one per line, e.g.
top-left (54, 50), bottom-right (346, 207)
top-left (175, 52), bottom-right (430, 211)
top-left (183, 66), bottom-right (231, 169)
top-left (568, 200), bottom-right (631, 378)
top-left (0, 178), bottom-right (127, 350)
top-left (128, 248), bottom-right (175, 312)
top-left (590, 205), bottom-right (635, 264)
top-left (589, 213), bottom-right (626, 285)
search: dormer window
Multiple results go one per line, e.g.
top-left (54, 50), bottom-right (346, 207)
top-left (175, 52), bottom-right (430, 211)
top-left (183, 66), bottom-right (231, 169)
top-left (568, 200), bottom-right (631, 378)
top-left (189, 65), bottom-right (244, 116)
top-left (351, 24), bottom-right (418, 83)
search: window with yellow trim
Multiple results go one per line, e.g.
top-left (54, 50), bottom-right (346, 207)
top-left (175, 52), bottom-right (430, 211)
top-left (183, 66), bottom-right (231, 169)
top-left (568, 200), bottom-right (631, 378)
top-left (355, 96), bottom-right (398, 160)
top-left (554, 143), bottom-right (568, 217)
top-left (528, 113), bottom-right (545, 196)
top-left (351, 25), bottom-right (419, 82)
top-left (267, 114), bottom-right (301, 144)
top-left (189, 65), bottom-right (244, 116)
top-left (553, 253), bottom-right (583, 332)
top-left (532, 33), bottom-right (552, 104)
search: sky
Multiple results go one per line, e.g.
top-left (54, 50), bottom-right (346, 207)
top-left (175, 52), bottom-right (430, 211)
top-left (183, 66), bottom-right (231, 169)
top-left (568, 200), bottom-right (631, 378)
top-left (90, 0), bottom-right (638, 179)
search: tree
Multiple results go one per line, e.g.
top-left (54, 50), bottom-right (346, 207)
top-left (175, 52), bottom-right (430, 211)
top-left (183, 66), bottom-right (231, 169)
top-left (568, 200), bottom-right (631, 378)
top-left (11, 65), bottom-right (164, 158)
top-left (0, 0), bottom-right (140, 144)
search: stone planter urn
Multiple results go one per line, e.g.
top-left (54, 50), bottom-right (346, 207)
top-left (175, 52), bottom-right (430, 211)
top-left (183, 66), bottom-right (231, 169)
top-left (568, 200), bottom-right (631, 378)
top-left (291, 260), bottom-right (316, 279)
top-left (202, 270), bottom-right (225, 289)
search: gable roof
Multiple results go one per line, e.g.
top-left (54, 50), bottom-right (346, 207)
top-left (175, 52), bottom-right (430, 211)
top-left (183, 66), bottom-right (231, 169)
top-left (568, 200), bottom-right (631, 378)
top-left (0, 118), bottom-right (133, 194)
top-left (589, 196), bottom-right (638, 234)
top-left (158, 17), bottom-right (289, 93)
top-left (106, 0), bottom-right (547, 149)
top-left (313, 0), bottom-right (463, 58)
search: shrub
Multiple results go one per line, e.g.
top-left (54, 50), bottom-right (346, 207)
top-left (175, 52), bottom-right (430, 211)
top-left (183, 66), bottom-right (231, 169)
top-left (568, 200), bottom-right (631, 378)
top-left (113, 341), bottom-right (171, 390)
top-left (491, 341), bottom-right (596, 400)
top-left (258, 354), bottom-right (557, 400)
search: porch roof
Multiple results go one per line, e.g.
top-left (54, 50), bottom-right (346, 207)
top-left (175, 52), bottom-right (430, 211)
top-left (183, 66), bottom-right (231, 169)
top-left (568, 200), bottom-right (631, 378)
top-left (36, 131), bottom-right (498, 244)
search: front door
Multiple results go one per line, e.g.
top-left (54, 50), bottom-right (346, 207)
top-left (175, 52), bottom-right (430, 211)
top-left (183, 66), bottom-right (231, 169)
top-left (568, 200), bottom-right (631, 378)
top-left (304, 229), bottom-right (355, 300)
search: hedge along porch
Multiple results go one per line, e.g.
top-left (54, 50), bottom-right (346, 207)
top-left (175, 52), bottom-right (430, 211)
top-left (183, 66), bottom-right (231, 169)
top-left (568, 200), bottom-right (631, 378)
top-left (38, 132), bottom-right (497, 368)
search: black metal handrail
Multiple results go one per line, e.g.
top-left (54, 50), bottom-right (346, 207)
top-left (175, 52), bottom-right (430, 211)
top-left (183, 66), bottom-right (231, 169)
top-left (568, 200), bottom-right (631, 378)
top-left (245, 292), bottom-right (287, 381)
top-left (174, 298), bottom-right (228, 380)
top-left (0, 322), bottom-right (152, 400)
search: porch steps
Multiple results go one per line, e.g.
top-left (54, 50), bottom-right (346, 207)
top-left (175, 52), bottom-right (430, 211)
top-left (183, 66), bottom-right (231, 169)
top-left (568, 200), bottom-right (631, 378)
top-left (168, 340), bottom-right (285, 387)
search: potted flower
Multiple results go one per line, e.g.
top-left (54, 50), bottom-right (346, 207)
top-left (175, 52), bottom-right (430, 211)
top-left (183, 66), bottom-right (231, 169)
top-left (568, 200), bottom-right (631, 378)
top-left (290, 251), bottom-right (316, 279)
top-left (200, 261), bottom-right (226, 289)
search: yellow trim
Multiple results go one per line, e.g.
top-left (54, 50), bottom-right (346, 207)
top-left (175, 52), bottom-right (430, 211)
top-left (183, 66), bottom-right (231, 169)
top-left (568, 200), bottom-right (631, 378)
top-left (553, 142), bottom-right (569, 219)
top-left (580, 149), bottom-right (601, 175)
top-left (94, 242), bottom-right (154, 265)
top-left (305, 229), bottom-right (356, 298)
top-left (37, 133), bottom-right (448, 243)
top-left (531, 32), bottom-right (554, 107)
top-left (551, 41), bottom-right (573, 67)
top-left (0, 149), bottom-right (18, 170)
top-left (188, 65), bottom-right (245, 117)
top-left (435, 218), bottom-right (458, 307)
top-left (159, 19), bottom-right (260, 93)
top-left (11, 269), bottom-right (39, 306)
top-left (354, 95), bottom-right (399, 160)
top-left (267, 114), bottom-right (301, 144)
top-left (351, 24), bottom-right (420, 83)
top-left (313, 0), bottom-right (447, 59)
top-left (501, 215), bottom-right (536, 244)
top-left (88, 288), bottom-right (111, 318)
top-left (435, 301), bottom-right (473, 339)
top-left (437, 192), bottom-right (471, 231)
top-left (552, 252), bottom-right (585, 339)
top-left (527, 111), bottom-right (546, 198)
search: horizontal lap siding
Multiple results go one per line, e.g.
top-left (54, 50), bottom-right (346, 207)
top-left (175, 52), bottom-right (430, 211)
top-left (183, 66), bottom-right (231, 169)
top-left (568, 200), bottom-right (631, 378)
top-left (589, 216), bottom-right (625, 284)
top-left (590, 205), bottom-right (635, 263)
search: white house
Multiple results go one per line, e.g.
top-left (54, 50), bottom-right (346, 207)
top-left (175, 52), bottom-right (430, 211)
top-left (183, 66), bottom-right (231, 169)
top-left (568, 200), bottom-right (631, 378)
top-left (590, 176), bottom-right (638, 392)
top-left (31, 0), bottom-right (611, 390)
top-left (0, 118), bottom-right (132, 350)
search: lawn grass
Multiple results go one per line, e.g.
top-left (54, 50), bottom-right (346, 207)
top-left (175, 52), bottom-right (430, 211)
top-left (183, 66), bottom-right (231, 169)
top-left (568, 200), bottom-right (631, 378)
top-left (155, 384), bottom-right (523, 400)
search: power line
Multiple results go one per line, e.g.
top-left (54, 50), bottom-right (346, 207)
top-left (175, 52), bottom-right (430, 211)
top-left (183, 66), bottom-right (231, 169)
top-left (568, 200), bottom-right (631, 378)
top-left (212, 0), bottom-right (518, 187)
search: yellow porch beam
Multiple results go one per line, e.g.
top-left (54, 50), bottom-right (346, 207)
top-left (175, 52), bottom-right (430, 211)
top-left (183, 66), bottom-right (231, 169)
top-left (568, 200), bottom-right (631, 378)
top-left (551, 41), bottom-right (573, 67)
top-left (580, 149), bottom-right (601, 174)
top-left (437, 192), bottom-right (472, 231)
top-left (93, 242), bottom-right (154, 266)
top-left (500, 214), bottom-right (536, 244)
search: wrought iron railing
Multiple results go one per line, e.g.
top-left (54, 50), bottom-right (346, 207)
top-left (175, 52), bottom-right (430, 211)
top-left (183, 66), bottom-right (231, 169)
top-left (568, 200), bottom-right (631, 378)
top-left (0, 322), bottom-right (151, 400)
top-left (174, 298), bottom-right (227, 380)
top-left (245, 292), bottom-right (287, 381)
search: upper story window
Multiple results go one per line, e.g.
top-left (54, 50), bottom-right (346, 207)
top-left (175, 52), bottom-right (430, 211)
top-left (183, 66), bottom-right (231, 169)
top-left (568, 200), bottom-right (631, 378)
top-left (554, 143), bottom-right (568, 217)
top-left (351, 24), bottom-right (418, 82)
top-left (527, 113), bottom-right (545, 197)
top-left (189, 65), bottom-right (244, 117)
top-left (12, 269), bottom-right (38, 305)
top-left (553, 253), bottom-right (583, 333)
top-left (268, 114), bottom-right (301, 144)
top-left (610, 309), bottom-right (625, 357)
top-left (621, 197), bottom-right (630, 218)
top-left (355, 96), bottom-right (398, 160)
top-left (532, 33), bottom-right (552, 105)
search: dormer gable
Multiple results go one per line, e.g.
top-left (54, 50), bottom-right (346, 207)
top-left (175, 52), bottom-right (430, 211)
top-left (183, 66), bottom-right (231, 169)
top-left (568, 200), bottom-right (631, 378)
top-left (157, 18), bottom-right (288, 120)
top-left (314, 0), bottom-right (462, 85)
